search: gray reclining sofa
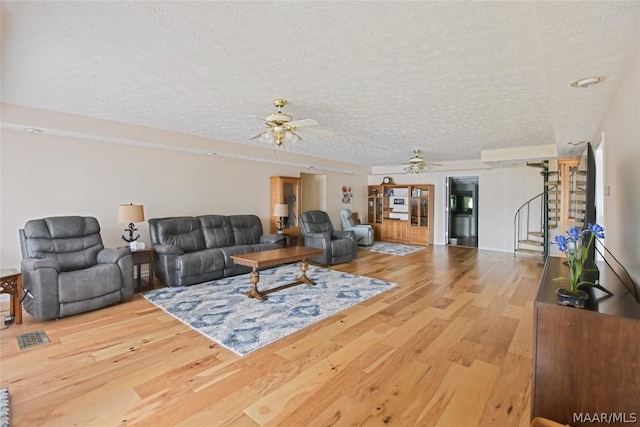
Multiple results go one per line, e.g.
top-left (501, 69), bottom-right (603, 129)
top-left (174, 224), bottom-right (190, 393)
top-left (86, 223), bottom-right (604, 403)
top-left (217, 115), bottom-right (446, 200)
top-left (148, 215), bottom-right (285, 287)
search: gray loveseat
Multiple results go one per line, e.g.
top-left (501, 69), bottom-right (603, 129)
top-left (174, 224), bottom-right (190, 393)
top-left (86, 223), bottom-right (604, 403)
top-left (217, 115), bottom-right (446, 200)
top-left (148, 215), bottom-right (285, 287)
top-left (19, 216), bottom-right (134, 321)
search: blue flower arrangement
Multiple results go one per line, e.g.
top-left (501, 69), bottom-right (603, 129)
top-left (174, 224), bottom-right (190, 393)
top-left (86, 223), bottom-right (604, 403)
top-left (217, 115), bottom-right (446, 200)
top-left (552, 223), bottom-right (605, 295)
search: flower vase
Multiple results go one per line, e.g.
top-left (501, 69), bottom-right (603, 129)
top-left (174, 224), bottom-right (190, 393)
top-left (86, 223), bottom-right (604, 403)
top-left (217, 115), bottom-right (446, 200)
top-left (556, 288), bottom-right (588, 308)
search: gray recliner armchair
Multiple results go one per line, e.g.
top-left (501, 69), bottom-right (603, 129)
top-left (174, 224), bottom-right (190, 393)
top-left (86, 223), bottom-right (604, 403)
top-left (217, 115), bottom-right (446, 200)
top-left (340, 209), bottom-right (374, 246)
top-left (299, 210), bottom-right (358, 265)
top-left (19, 216), bottom-right (134, 321)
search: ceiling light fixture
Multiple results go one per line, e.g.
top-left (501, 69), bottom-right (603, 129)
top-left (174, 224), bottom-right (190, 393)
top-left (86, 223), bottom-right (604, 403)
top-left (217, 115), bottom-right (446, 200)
top-left (249, 99), bottom-right (321, 148)
top-left (406, 149), bottom-right (427, 174)
top-left (570, 76), bottom-right (606, 88)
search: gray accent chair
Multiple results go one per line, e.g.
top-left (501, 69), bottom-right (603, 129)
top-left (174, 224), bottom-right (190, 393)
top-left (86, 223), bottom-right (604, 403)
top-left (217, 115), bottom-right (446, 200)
top-left (299, 210), bottom-right (358, 265)
top-left (19, 216), bottom-right (134, 322)
top-left (148, 214), bottom-right (285, 287)
top-left (340, 209), bottom-right (374, 246)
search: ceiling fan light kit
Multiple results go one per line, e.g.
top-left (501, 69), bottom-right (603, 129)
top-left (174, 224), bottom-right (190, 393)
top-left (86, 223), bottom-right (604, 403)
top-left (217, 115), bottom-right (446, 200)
top-left (406, 149), bottom-right (427, 174)
top-left (250, 98), bottom-right (321, 147)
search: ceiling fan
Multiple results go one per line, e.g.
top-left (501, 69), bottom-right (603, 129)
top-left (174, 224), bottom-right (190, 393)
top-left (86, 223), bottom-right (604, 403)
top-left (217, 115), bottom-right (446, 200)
top-left (249, 98), bottom-right (327, 147)
top-left (404, 149), bottom-right (441, 174)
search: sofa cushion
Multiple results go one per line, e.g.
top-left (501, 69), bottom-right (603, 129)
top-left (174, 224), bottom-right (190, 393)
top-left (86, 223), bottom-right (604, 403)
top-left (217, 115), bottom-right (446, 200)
top-left (220, 245), bottom-right (255, 276)
top-left (22, 216), bottom-right (104, 272)
top-left (155, 217), bottom-right (205, 253)
top-left (229, 215), bottom-right (264, 245)
top-left (199, 215), bottom-right (235, 249)
top-left (176, 248), bottom-right (225, 280)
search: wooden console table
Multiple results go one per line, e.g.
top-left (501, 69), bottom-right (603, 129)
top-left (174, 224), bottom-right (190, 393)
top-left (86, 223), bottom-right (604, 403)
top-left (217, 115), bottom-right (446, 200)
top-left (532, 256), bottom-right (640, 425)
top-left (1, 268), bottom-right (22, 325)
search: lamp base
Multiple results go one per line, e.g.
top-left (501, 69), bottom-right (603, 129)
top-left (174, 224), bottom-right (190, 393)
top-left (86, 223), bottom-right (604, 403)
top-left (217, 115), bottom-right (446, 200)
top-left (121, 223), bottom-right (140, 243)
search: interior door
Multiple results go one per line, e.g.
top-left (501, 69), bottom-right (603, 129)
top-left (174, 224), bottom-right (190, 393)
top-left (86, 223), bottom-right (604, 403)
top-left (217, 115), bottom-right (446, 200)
top-left (447, 176), bottom-right (479, 247)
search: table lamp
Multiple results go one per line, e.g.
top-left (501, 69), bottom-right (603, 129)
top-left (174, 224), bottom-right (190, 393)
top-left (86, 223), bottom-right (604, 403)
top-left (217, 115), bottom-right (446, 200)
top-left (118, 203), bottom-right (145, 245)
top-left (273, 203), bottom-right (289, 233)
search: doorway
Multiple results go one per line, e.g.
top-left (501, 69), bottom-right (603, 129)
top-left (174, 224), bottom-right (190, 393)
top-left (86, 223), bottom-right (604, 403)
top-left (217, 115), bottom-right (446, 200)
top-left (446, 176), bottom-right (479, 247)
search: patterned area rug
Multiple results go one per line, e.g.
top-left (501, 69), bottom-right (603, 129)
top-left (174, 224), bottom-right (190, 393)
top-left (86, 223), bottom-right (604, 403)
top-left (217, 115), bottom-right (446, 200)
top-left (361, 241), bottom-right (426, 256)
top-left (143, 264), bottom-right (397, 356)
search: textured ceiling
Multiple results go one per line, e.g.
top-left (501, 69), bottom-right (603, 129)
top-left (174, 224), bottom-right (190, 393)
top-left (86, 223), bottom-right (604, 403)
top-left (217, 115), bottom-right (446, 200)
top-left (1, 1), bottom-right (638, 168)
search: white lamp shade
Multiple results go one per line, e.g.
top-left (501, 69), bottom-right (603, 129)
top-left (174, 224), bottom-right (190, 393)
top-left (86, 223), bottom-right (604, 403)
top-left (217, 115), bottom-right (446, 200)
top-left (118, 204), bottom-right (145, 223)
top-left (273, 203), bottom-right (289, 217)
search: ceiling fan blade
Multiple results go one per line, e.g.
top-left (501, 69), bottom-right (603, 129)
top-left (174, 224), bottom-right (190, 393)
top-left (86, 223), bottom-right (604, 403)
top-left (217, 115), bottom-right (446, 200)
top-left (295, 127), bottom-right (332, 136)
top-left (426, 162), bottom-right (442, 167)
top-left (290, 130), bottom-right (303, 141)
top-left (248, 115), bottom-right (268, 122)
top-left (287, 118), bottom-right (319, 128)
top-left (249, 130), bottom-right (267, 140)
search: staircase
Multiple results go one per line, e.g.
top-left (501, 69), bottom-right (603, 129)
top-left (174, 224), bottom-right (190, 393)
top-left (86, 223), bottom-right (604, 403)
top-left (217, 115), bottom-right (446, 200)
top-left (514, 159), bottom-right (587, 258)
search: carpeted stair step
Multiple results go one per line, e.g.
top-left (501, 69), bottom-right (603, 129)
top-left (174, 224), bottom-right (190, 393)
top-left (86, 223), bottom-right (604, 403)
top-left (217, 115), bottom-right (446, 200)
top-left (529, 231), bottom-right (544, 238)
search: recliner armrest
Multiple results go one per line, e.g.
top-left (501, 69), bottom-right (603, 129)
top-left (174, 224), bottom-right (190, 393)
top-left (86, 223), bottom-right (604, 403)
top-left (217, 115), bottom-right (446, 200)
top-left (305, 232), bottom-right (331, 241)
top-left (303, 232), bottom-right (331, 249)
top-left (153, 244), bottom-right (184, 256)
top-left (260, 233), bottom-right (286, 246)
top-left (333, 230), bottom-right (355, 240)
top-left (97, 247), bottom-right (131, 264)
top-left (21, 258), bottom-right (59, 272)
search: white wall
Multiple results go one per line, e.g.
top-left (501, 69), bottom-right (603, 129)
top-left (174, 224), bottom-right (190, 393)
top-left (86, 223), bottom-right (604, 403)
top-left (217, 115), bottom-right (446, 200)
top-left (0, 106), bottom-right (367, 269)
top-left (369, 166), bottom-right (543, 252)
top-left (300, 173), bottom-right (327, 213)
top-left (600, 48), bottom-right (640, 286)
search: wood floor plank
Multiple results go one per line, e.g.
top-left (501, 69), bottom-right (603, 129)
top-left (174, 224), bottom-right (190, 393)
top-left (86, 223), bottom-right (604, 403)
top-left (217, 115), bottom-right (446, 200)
top-left (0, 245), bottom-right (542, 426)
top-left (435, 359), bottom-right (501, 426)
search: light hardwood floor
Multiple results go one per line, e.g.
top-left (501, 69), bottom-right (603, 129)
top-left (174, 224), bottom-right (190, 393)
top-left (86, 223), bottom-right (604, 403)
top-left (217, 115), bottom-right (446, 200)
top-left (0, 245), bottom-right (543, 426)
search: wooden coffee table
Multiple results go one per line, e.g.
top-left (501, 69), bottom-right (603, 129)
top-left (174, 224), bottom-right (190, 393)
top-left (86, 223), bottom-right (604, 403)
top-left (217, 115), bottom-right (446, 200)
top-left (231, 246), bottom-right (324, 301)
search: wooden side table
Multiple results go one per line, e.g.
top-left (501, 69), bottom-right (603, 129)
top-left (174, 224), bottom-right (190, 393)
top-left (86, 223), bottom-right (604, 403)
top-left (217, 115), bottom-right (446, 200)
top-left (282, 229), bottom-right (304, 247)
top-left (0, 268), bottom-right (22, 325)
top-left (131, 248), bottom-right (155, 292)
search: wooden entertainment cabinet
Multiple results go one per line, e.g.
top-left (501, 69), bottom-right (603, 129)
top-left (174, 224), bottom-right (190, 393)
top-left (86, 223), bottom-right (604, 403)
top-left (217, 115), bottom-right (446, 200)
top-left (367, 184), bottom-right (434, 244)
top-left (532, 256), bottom-right (640, 426)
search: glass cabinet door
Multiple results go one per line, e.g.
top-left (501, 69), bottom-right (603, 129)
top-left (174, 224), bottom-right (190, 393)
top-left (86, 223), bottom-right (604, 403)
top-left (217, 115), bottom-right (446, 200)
top-left (282, 182), bottom-right (299, 228)
top-left (375, 197), bottom-right (382, 223)
top-left (420, 198), bottom-right (428, 226)
top-left (368, 198), bottom-right (375, 223)
top-left (410, 199), bottom-right (419, 226)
